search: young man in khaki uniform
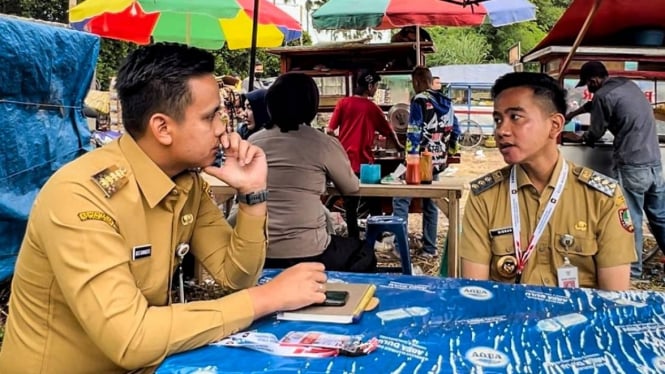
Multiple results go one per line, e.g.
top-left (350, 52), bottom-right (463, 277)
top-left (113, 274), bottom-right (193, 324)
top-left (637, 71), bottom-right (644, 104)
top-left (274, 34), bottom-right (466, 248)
top-left (460, 72), bottom-right (636, 291)
top-left (0, 43), bottom-right (328, 373)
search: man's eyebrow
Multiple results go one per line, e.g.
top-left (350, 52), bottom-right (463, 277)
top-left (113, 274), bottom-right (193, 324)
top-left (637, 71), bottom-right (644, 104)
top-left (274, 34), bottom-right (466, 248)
top-left (494, 106), bottom-right (526, 115)
top-left (203, 105), bottom-right (222, 118)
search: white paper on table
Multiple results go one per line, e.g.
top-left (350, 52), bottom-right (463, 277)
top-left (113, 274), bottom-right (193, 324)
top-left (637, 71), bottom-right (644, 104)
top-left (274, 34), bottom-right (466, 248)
top-left (391, 164), bottom-right (407, 179)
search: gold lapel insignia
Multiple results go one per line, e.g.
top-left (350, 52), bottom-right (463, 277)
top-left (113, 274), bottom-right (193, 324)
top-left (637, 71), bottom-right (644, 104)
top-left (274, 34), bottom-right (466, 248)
top-left (92, 165), bottom-right (128, 198)
top-left (497, 255), bottom-right (518, 278)
top-left (181, 214), bottom-right (194, 226)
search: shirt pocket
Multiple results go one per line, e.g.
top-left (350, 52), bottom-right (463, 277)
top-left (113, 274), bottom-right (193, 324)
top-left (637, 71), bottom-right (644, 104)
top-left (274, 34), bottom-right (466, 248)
top-left (490, 235), bottom-right (518, 281)
top-left (553, 233), bottom-right (598, 287)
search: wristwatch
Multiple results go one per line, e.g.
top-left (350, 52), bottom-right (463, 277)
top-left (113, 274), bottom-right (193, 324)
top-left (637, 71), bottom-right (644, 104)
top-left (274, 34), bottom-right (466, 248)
top-left (236, 190), bottom-right (269, 205)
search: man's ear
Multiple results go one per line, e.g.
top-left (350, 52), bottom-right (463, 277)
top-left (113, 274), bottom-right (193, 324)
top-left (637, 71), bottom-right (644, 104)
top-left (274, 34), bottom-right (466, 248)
top-left (147, 113), bottom-right (173, 146)
top-left (549, 112), bottom-right (565, 139)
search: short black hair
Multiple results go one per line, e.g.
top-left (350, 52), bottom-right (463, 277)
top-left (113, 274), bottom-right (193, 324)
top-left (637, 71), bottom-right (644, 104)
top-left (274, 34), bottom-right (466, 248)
top-left (265, 73), bottom-right (319, 132)
top-left (115, 43), bottom-right (215, 138)
top-left (412, 66), bottom-right (432, 93)
top-left (576, 61), bottom-right (609, 87)
top-left (491, 72), bottom-right (567, 117)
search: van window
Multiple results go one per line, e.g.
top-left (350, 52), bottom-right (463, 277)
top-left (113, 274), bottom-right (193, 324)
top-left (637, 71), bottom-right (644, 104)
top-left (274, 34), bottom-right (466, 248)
top-left (470, 88), bottom-right (492, 107)
top-left (449, 88), bottom-right (468, 106)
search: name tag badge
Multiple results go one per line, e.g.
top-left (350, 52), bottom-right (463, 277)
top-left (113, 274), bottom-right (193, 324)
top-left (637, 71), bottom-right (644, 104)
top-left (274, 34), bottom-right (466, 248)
top-left (132, 245), bottom-right (152, 260)
top-left (557, 260), bottom-right (579, 288)
top-left (489, 227), bottom-right (513, 237)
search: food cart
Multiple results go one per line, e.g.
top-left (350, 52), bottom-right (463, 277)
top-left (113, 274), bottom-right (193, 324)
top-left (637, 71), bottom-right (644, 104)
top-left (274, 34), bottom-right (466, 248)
top-left (521, 0), bottom-right (665, 176)
top-left (268, 41), bottom-right (435, 144)
top-left (268, 41), bottom-right (435, 215)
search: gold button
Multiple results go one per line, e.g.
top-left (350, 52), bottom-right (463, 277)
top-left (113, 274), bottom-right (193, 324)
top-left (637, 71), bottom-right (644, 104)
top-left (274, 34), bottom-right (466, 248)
top-left (171, 189), bottom-right (179, 195)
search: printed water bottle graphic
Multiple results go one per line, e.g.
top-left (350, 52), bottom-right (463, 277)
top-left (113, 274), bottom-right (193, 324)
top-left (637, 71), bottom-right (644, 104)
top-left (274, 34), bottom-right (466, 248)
top-left (536, 313), bottom-right (588, 332)
top-left (376, 307), bottom-right (430, 322)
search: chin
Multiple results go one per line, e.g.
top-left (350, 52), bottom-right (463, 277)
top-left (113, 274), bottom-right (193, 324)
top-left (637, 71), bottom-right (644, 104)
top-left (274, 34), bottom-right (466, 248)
top-left (500, 149), bottom-right (522, 165)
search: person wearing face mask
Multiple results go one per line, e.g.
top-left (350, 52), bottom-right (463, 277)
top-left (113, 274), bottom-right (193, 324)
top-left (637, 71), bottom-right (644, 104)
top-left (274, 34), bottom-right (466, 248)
top-left (460, 72), bottom-right (635, 291)
top-left (566, 61), bottom-right (665, 279)
top-left (237, 89), bottom-right (269, 140)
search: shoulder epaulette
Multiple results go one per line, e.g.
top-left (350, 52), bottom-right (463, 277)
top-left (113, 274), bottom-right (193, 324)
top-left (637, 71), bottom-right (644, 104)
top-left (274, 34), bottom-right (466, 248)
top-left (470, 167), bottom-right (508, 195)
top-left (91, 165), bottom-right (128, 198)
top-left (574, 166), bottom-right (618, 197)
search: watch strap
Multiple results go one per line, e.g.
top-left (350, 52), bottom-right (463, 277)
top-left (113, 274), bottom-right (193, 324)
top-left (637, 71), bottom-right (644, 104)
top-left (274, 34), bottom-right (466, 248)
top-left (236, 190), bottom-right (269, 205)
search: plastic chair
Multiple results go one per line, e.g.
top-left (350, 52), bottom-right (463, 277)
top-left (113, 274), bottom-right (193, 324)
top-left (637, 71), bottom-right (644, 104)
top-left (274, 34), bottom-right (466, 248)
top-left (365, 215), bottom-right (412, 275)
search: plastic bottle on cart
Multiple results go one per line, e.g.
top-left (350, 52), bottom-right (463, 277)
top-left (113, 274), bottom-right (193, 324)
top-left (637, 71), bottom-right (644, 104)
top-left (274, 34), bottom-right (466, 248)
top-left (406, 154), bottom-right (421, 185)
top-left (419, 148), bottom-right (433, 184)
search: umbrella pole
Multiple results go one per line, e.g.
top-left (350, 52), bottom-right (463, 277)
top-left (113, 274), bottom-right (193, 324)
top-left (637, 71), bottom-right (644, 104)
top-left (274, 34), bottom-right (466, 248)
top-left (248, 0), bottom-right (261, 92)
top-left (416, 25), bottom-right (421, 66)
top-left (558, 0), bottom-right (603, 84)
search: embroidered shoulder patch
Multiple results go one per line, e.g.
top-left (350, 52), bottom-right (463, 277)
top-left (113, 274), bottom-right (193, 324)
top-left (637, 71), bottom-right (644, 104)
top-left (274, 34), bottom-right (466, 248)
top-left (618, 207), bottom-right (635, 233)
top-left (576, 168), bottom-right (617, 197)
top-left (470, 168), bottom-right (507, 195)
top-left (78, 211), bottom-right (118, 231)
top-left (91, 165), bottom-right (128, 198)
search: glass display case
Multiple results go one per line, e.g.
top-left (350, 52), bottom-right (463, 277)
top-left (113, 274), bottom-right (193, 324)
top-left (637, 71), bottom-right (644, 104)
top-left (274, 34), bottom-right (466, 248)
top-left (375, 74), bottom-right (413, 107)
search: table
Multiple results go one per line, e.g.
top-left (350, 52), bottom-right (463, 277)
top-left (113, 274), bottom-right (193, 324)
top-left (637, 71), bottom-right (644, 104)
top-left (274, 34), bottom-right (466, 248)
top-left (157, 270), bottom-right (665, 373)
top-left (202, 175), bottom-right (465, 277)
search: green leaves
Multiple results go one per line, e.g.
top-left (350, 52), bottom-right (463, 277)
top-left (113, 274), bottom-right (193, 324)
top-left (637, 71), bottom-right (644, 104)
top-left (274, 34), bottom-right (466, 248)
top-left (427, 27), bottom-right (491, 65)
top-left (426, 0), bottom-right (571, 65)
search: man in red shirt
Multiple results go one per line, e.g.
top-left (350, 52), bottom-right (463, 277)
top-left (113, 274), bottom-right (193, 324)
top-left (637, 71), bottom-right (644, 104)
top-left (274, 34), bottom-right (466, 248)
top-left (327, 71), bottom-right (403, 239)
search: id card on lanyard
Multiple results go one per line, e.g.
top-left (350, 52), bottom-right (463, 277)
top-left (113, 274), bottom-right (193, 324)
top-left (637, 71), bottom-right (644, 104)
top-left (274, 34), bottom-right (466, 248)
top-left (509, 162), bottom-right (568, 284)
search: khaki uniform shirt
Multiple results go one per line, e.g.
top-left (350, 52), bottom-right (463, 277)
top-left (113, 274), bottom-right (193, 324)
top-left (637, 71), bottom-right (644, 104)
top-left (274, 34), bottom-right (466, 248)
top-left (0, 135), bottom-right (267, 373)
top-left (461, 157), bottom-right (636, 288)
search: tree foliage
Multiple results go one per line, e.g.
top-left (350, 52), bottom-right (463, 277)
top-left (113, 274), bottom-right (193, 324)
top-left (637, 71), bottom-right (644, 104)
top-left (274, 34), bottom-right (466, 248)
top-left (427, 28), bottom-right (491, 66)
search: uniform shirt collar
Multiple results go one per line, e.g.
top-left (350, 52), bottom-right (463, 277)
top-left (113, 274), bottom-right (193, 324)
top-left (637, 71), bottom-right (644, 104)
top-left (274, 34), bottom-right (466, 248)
top-left (119, 135), bottom-right (190, 208)
top-left (515, 153), bottom-right (565, 190)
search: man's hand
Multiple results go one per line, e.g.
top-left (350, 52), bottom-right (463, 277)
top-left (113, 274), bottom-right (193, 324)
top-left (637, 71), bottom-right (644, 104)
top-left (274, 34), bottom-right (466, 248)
top-left (247, 263), bottom-right (327, 318)
top-left (202, 132), bottom-right (267, 194)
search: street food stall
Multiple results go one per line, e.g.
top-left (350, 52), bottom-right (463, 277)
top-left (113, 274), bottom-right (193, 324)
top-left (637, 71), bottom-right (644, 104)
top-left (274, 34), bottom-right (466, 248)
top-left (268, 41), bottom-right (434, 162)
top-left (268, 41), bottom-right (436, 212)
top-left (522, 0), bottom-right (665, 176)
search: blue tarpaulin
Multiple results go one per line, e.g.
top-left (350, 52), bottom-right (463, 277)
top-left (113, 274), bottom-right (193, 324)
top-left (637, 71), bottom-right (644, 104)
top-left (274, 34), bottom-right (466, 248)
top-left (0, 16), bottom-right (100, 282)
top-left (158, 271), bottom-right (665, 373)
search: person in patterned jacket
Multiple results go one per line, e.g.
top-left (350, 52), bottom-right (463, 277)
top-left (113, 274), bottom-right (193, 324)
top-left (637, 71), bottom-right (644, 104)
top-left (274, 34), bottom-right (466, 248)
top-left (393, 66), bottom-right (461, 257)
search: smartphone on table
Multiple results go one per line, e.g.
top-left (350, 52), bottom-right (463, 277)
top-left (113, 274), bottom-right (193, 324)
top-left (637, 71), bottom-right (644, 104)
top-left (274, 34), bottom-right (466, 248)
top-left (320, 290), bottom-right (349, 307)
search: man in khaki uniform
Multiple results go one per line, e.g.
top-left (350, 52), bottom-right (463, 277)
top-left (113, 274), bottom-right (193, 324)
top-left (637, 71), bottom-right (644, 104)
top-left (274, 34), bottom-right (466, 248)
top-left (0, 43), bottom-right (328, 373)
top-left (461, 72), bottom-right (635, 291)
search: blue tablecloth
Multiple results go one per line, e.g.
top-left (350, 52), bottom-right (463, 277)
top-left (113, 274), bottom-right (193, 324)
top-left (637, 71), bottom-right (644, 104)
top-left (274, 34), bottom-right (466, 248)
top-left (157, 271), bottom-right (665, 373)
